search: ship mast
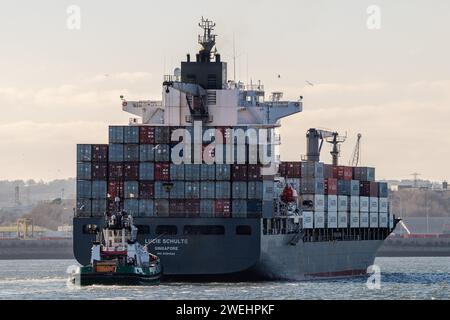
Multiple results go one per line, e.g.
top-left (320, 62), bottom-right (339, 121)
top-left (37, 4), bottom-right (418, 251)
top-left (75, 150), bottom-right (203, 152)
top-left (198, 17), bottom-right (216, 62)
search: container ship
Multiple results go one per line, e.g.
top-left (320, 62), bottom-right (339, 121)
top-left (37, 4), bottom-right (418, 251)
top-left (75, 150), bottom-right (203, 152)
top-left (73, 18), bottom-right (398, 280)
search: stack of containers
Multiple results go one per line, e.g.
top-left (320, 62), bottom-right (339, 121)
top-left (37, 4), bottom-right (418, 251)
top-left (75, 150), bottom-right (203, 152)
top-left (378, 182), bottom-right (389, 228)
top-left (324, 177), bottom-right (338, 228)
top-left (300, 162), bottom-right (325, 229)
top-left (356, 167), bottom-right (377, 228)
top-left (76, 144), bottom-right (108, 217)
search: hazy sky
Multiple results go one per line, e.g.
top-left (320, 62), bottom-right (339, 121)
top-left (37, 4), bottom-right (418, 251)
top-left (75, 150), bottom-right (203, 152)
top-left (0, 0), bottom-right (449, 182)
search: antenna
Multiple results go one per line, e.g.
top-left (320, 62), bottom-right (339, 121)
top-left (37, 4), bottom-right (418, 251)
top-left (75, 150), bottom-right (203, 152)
top-left (198, 17), bottom-right (216, 62)
top-left (411, 173), bottom-right (421, 188)
top-left (350, 133), bottom-right (362, 167)
top-left (233, 33), bottom-right (236, 81)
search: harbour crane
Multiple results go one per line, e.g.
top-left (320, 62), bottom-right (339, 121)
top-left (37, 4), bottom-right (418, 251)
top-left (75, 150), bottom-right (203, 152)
top-left (350, 133), bottom-right (362, 167)
top-left (306, 128), bottom-right (347, 165)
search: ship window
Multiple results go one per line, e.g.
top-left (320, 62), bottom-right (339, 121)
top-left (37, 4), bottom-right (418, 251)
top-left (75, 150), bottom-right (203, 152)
top-left (82, 224), bottom-right (99, 234)
top-left (236, 226), bottom-right (252, 236)
top-left (183, 225), bottom-right (225, 236)
top-left (156, 225), bottom-right (178, 236)
top-left (136, 225), bottom-right (150, 235)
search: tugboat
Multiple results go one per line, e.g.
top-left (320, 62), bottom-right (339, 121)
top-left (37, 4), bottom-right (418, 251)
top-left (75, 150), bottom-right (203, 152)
top-left (72, 198), bottom-right (162, 286)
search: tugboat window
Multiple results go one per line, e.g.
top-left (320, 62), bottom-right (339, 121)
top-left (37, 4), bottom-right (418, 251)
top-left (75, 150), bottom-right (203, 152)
top-left (83, 224), bottom-right (99, 234)
top-left (236, 226), bottom-right (252, 235)
top-left (183, 226), bottom-right (225, 235)
top-left (156, 225), bottom-right (178, 235)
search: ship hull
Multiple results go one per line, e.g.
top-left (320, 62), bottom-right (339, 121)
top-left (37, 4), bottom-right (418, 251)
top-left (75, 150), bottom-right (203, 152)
top-left (73, 217), bottom-right (384, 281)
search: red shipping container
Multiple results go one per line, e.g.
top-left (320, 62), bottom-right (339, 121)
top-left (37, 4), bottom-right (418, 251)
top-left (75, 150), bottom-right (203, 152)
top-left (109, 164), bottom-right (124, 180)
top-left (359, 181), bottom-right (371, 197)
top-left (285, 162), bottom-right (301, 178)
top-left (186, 200), bottom-right (201, 217)
top-left (215, 200), bottom-right (231, 218)
top-left (139, 126), bottom-right (155, 144)
top-left (108, 181), bottom-right (124, 199)
top-left (278, 162), bottom-right (287, 177)
top-left (169, 200), bottom-right (185, 217)
top-left (247, 164), bottom-right (262, 181)
top-left (333, 166), bottom-right (353, 181)
top-left (124, 163), bottom-right (139, 181)
top-left (232, 164), bottom-right (248, 181)
top-left (155, 163), bottom-right (170, 181)
top-left (139, 182), bottom-right (154, 199)
top-left (92, 145), bottom-right (108, 162)
top-left (325, 178), bottom-right (338, 195)
top-left (92, 163), bottom-right (108, 180)
top-left (370, 182), bottom-right (379, 197)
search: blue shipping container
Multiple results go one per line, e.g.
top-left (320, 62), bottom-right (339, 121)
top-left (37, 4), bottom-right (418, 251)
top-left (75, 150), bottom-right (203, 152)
top-left (155, 144), bottom-right (171, 162)
top-left (76, 199), bottom-right (91, 217)
top-left (216, 164), bottom-right (231, 180)
top-left (185, 182), bottom-right (200, 199)
top-left (77, 144), bottom-right (92, 162)
top-left (92, 200), bottom-right (106, 216)
top-left (200, 200), bottom-right (215, 217)
top-left (77, 163), bottom-right (91, 180)
top-left (77, 180), bottom-right (92, 198)
top-left (109, 144), bottom-right (124, 162)
top-left (232, 182), bottom-right (248, 199)
top-left (170, 164), bottom-right (185, 180)
top-left (215, 182), bottom-right (231, 199)
top-left (124, 144), bottom-right (140, 162)
top-left (200, 164), bottom-right (215, 181)
top-left (124, 126), bottom-right (139, 144)
top-left (232, 200), bottom-right (247, 218)
top-left (124, 181), bottom-right (139, 199)
top-left (140, 144), bottom-right (155, 162)
top-left (109, 126), bottom-right (124, 144)
top-left (170, 181), bottom-right (185, 199)
top-left (155, 182), bottom-right (170, 199)
top-left (124, 199), bottom-right (139, 216)
top-left (185, 164), bottom-right (200, 180)
top-left (92, 181), bottom-right (107, 199)
top-left (139, 200), bottom-right (155, 217)
top-left (200, 182), bottom-right (215, 199)
top-left (247, 181), bottom-right (263, 200)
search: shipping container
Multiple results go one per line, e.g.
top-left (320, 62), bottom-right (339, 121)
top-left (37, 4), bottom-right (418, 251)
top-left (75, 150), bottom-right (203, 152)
top-left (327, 211), bottom-right (338, 228)
top-left (139, 182), bottom-right (154, 199)
top-left (350, 180), bottom-right (360, 196)
top-left (370, 197), bottom-right (379, 213)
top-left (263, 181), bottom-right (275, 201)
top-left (200, 164), bottom-right (215, 181)
top-left (326, 195), bottom-right (338, 212)
top-left (155, 126), bottom-right (170, 144)
top-left (232, 164), bottom-right (248, 181)
top-left (333, 166), bottom-right (353, 181)
top-left (154, 182), bottom-right (170, 199)
top-left (314, 211), bottom-right (325, 229)
top-left (353, 167), bottom-right (375, 182)
top-left (379, 212), bottom-right (388, 228)
top-left (284, 162), bottom-right (302, 178)
top-left (232, 182), bottom-right (247, 199)
top-left (247, 200), bottom-right (262, 218)
top-left (124, 126), bottom-right (139, 144)
top-left (124, 163), bottom-right (139, 180)
top-left (300, 178), bottom-right (325, 194)
top-left (124, 181), bottom-right (139, 199)
top-left (370, 212), bottom-right (379, 228)
top-left (360, 212), bottom-right (369, 228)
top-left (247, 164), bottom-right (262, 181)
top-left (370, 182), bottom-right (379, 197)
top-left (324, 178), bottom-right (337, 195)
top-left (155, 199), bottom-right (169, 217)
top-left (215, 182), bottom-right (231, 199)
top-left (109, 126), bottom-right (124, 144)
top-left (337, 180), bottom-right (351, 196)
top-left (170, 181), bottom-right (185, 199)
top-left (185, 164), bottom-right (200, 180)
top-left (139, 163), bottom-right (154, 181)
top-left (185, 200), bottom-right (201, 217)
top-left (286, 178), bottom-right (301, 195)
top-left (124, 144), bottom-right (139, 162)
top-left (92, 181), bottom-right (107, 199)
top-left (169, 200), bottom-right (185, 217)
top-left (216, 164), bottom-right (231, 180)
top-left (378, 182), bottom-right (389, 198)
top-left (76, 199), bottom-right (91, 217)
top-left (359, 196), bottom-right (370, 212)
top-left (232, 200), bottom-right (247, 218)
top-left (323, 164), bottom-right (334, 179)
top-left (109, 164), bottom-right (123, 180)
top-left (200, 200), bottom-right (215, 218)
top-left (200, 182), bottom-right (215, 199)
top-left (154, 144), bottom-right (170, 162)
top-left (301, 162), bottom-right (324, 178)
top-left (215, 200), bottom-right (231, 218)
top-left (350, 212), bottom-right (360, 228)
top-left (389, 213), bottom-right (394, 230)
top-left (247, 181), bottom-right (263, 200)
top-left (92, 200), bottom-right (107, 217)
top-left (359, 181), bottom-right (378, 197)
top-left (350, 196), bottom-right (359, 212)
top-left (338, 212), bottom-right (348, 228)
top-left (139, 144), bottom-right (155, 162)
top-left (139, 126), bottom-right (155, 144)
top-left (300, 194), bottom-right (325, 211)
top-left (124, 199), bottom-right (139, 216)
top-left (109, 144), bottom-right (124, 162)
top-left (77, 180), bottom-right (92, 198)
top-left (108, 181), bottom-right (124, 199)
top-left (92, 145), bottom-right (108, 162)
top-left (155, 163), bottom-right (170, 181)
top-left (185, 182), bottom-right (200, 199)
top-left (139, 199), bottom-right (154, 217)
top-left (77, 163), bottom-right (91, 180)
top-left (278, 162), bottom-right (287, 177)
top-left (91, 163), bottom-right (108, 180)
top-left (337, 195), bottom-right (349, 212)
top-left (77, 144), bottom-right (92, 162)
top-left (379, 198), bottom-right (388, 213)
top-left (170, 164), bottom-right (185, 180)
top-left (303, 211), bottom-right (314, 229)
top-left (107, 199), bottom-right (122, 213)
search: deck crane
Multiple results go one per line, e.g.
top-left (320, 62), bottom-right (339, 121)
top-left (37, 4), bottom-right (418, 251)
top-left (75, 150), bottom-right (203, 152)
top-left (306, 128), bottom-right (347, 165)
top-left (350, 133), bottom-right (362, 167)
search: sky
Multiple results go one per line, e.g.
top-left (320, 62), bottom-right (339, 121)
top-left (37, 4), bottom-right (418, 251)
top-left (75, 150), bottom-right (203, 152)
top-left (0, 0), bottom-right (449, 182)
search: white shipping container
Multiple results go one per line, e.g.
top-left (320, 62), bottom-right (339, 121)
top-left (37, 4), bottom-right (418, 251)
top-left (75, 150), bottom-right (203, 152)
top-left (314, 211), bottom-right (325, 229)
top-left (327, 211), bottom-right (338, 228)
top-left (338, 212), bottom-right (348, 228)
top-left (379, 212), bottom-right (388, 228)
top-left (300, 195), bottom-right (325, 211)
top-left (338, 196), bottom-right (349, 212)
top-left (350, 196), bottom-right (360, 212)
top-left (326, 195), bottom-right (338, 212)
top-left (360, 212), bottom-right (369, 228)
top-left (379, 198), bottom-right (388, 213)
top-left (303, 211), bottom-right (314, 229)
top-left (360, 196), bottom-right (369, 212)
top-left (350, 211), bottom-right (360, 228)
top-left (370, 212), bottom-right (379, 228)
top-left (370, 197), bottom-right (379, 213)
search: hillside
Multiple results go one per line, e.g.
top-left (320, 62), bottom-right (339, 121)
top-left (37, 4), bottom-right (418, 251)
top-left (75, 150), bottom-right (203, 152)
top-left (390, 189), bottom-right (450, 218)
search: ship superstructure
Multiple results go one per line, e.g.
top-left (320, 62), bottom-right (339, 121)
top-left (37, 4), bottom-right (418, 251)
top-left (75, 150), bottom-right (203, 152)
top-left (74, 18), bottom-right (398, 280)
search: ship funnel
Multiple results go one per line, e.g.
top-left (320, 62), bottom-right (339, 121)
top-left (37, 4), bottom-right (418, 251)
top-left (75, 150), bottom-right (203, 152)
top-left (306, 128), bottom-right (321, 162)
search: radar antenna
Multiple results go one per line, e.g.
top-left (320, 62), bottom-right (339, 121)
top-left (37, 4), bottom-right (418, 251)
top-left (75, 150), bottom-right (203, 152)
top-left (198, 17), bottom-right (216, 62)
